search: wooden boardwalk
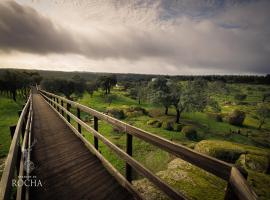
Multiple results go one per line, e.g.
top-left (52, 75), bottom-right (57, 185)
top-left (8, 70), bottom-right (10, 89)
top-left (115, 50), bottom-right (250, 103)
top-left (29, 92), bottom-right (133, 200)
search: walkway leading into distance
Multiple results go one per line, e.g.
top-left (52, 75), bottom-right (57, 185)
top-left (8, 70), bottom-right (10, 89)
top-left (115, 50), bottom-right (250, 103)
top-left (29, 90), bottom-right (133, 200)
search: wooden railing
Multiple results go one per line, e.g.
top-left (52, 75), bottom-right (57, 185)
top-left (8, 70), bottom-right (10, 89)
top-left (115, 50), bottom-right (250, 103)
top-left (38, 89), bottom-right (257, 200)
top-left (0, 93), bottom-right (33, 200)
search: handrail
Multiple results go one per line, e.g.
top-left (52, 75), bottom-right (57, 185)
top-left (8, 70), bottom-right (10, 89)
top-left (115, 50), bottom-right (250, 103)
top-left (39, 89), bottom-right (258, 200)
top-left (0, 94), bottom-right (32, 200)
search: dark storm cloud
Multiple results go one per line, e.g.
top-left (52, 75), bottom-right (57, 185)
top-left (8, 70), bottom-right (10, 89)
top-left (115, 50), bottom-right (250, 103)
top-left (0, 1), bottom-right (79, 54)
top-left (1, 0), bottom-right (270, 74)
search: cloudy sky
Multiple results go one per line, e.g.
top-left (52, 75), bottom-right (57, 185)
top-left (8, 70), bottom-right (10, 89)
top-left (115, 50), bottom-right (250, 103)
top-left (0, 0), bottom-right (269, 75)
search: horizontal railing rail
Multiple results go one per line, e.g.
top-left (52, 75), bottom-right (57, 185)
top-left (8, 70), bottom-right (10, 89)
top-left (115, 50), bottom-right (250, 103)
top-left (39, 89), bottom-right (258, 200)
top-left (0, 93), bottom-right (33, 200)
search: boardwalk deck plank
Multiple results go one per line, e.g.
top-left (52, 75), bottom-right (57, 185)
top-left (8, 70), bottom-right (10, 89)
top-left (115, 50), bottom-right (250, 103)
top-left (30, 92), bottom-right (133, 200)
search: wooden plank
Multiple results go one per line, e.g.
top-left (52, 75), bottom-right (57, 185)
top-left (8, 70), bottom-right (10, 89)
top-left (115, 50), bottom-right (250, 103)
top-left (0, 95), bottom-right (31, 200)
top-left (126, 133), bottom-right (133, 182)
top-left (226, 167), bottom-right (257, 200)
top-left (77, 108), bottom-right (81, 133)
top-left (94, 116), bottom-right (99, 150)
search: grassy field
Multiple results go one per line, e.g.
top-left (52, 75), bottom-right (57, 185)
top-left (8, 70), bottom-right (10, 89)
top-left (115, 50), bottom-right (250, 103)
top-left (0, 95), bottom-right (24, 177)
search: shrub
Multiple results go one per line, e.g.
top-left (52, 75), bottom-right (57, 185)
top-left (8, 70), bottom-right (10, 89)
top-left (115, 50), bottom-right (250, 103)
top-left (228, 110), bottom-right (246, 126)
top-left (182, 126), bottom-right (197, 140)
top-left (174, 123), bottom-right (183, 131)
top-left (107, 108), bottom-right (125, 119)
top-left (161, 121), bottom-right (174, 131)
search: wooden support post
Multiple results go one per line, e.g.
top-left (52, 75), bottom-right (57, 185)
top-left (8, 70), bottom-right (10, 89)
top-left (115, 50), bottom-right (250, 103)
top-left (18, 110), bottom-right (25, 137)
top-left (224, 167), bottom-right (248, 200)
top-left (67, 103), bottom-right (71, 123)
top-left (61, 100), bottom-right (64, 116)
top-left (9, 125), bottom-right (16, 139)
top-left (77, 108), bottom-right (81, 133)
top-left (53, 97), bottom-right (56, 108)
top-left (126, 133), bottom-right (133, 182)
top-left (56, 98), bottom-right (59, 112)
top-left (94, 116), bottom-right (99, 149)
top-left (18, 110), bottom-right (22, 116)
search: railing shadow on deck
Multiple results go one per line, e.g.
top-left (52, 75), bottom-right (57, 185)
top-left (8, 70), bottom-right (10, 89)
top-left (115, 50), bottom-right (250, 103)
top-left (38, 89), bottom-right (258, 200)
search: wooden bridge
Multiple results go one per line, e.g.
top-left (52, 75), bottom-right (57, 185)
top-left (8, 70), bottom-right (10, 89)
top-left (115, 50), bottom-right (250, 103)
top-left (0, 87), bottom-right (258, 200)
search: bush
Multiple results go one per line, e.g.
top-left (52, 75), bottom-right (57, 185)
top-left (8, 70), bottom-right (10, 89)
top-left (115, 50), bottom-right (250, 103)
top-left (182, 126), bottom-right (197, 140)
top-left (107, 108), bottom-right (125, 119)
top-left (174, 123), bottom-right (183, 131)
top-left (161, 121), bottom-right (174, 131)
top-left (228, 110), bottom-right (246, 126)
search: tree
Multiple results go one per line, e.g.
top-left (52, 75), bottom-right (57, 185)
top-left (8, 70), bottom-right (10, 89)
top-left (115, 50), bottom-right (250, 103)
top-left (72, 75), bottom-right (86, 96)
top-left (2, 71), bottom-right (20, 101)
top-left (86, 82), bottom-right (97, 97)
top-left (256, 103), bottom-right (270, 129)
top-left (169, 79), bottom-right (209, 123)
top-left (130, 81), bottom-right (147, 104)
top-left (97, 75), bottom-right (117, 95)
top-left (148, 77), bottom-right (172, 115)
top-left (60, 79), bottom-right (75, 99)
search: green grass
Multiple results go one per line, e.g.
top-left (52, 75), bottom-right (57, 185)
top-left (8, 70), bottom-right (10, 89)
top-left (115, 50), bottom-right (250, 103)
top-left (0, 96), bottom-right (24, 158)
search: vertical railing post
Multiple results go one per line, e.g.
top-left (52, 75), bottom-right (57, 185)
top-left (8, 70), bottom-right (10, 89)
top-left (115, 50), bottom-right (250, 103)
top-left (94, 116), bottom-right (99, 149)
top-left (126, 133), bottom-right (133, 182)
top-left (9, 125), bottom-right (16, 139)
top-left (67, 103), bottom-right (71, 123)
top-left (56, 98), bottom-right (59, 112)
top-left (18, 110), bottom-right (25, 138)
top-left (224, 167), bottom-right (248, 200)
top-left (61, 100), bottom-right (64, 116)
top-left (53, 97), bottom-right (56, 108)
top-left (77, 108), bottom-right (81, 133)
